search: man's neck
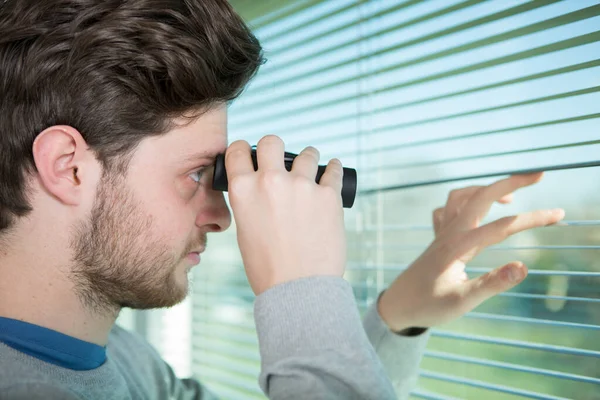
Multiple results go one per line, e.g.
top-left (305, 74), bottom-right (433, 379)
top-left (0, 251), bottom-right (118, 346)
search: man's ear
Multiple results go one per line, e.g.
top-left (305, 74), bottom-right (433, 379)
top-left (32, 126), bottom-right (91, 206)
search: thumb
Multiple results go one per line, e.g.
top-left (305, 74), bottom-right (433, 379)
top-left (462, 262), bottom-right (528, 310)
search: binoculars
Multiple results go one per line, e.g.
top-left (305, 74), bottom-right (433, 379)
top-left (212, 148), bottom-right (357, 208)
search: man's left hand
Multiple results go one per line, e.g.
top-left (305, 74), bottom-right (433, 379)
top-left (377, 172), bottom-right (565, 333)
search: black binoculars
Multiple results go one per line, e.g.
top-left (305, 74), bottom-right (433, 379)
top-left (212, 148), bottom-right (357, 208)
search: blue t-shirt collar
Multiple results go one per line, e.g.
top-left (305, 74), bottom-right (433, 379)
top-left (0, 316), bottom-right (106, 371)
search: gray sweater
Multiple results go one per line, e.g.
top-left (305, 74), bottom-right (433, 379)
top-left (0, 277), bottom-right (429, 399)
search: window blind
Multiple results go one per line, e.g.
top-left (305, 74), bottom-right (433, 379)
top-left (190, 1), bottom-right (600, 399)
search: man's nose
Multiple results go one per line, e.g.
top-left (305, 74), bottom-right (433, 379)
top-left (196, 188), bottom-right (232, 233)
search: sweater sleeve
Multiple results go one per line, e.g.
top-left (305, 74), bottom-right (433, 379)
top-left (254, 276), bottom-right (397, 400)
top-left (362, 295), bottom-right (430, 399)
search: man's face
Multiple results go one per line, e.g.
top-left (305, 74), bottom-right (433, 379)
top-left (70, 105), bottom-right (231, 311)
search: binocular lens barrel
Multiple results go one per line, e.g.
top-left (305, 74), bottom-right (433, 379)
top-left (212, 149), bottom-right (357, 208)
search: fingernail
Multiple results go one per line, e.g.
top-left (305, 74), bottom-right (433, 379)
top-left (508, 264), bottom-right (524, 283)
top-left (549, 209), bottom-right (565, 221)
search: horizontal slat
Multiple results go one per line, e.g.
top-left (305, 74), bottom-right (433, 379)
top-left (347, 263), bottom-right (600, 277)
top-left (199, 380), bottom-right (262, 400)
top-left (195, 353), bottom-right (259, 379)
top-left (357, 244), bottom-right (600, 251)
top-left (315, 114), bottom-right (599, 166)
top-left (193, 288), bottom-right (600, 316)
top-left (192, 318), bottom-right (255, 336)
top-left (241, 82), bottom-right (600, 150)
top-left (243, 59), bottom-right (600, 136)
top-left (411, 389), bottom-right (459, 400)
top-left (192, 316), bottom-right (256, 332)
top-left (353, 303), bottom-right (598, 330)
top-left (240, 87), bottom-right (600, 157)
top-left (249, 0), bottom-right (334, 32)
top-left (431, 330), bottom-right (600, 358)
top-left (194, 326), bottom-right (600, 386)
top-left (192, 367), bottom-right (262, 398)
top-left (191, 273), bottom-right (248, 287)
top-left (196, 279), bottom-right (600, 302)
top-left (238, 64), bottom-right (600, 149)
top-left (359, 159), bottom-right (600, 194)
top-left (498, 292), bottom-right (600, 304)
top-left (239, 64), bottom-right (600, 152)
top-left (195, 289), bottom-right (600, 315)
top-left (193, 341), bottom-right (259, 363)
top-left (247, 0), bottom-right (580, 96)
top-left (424, 350), bottom-right (600, 385)
top-left (193, 287), bottom-right (254, 301)
top-left (238, 6), bottom-right (600, 112)
top-left (261, 0), bottom-right (432, 57)
top-left (192, 324), bottom-right (258, 347)
top-left (419, 370), bottom-right (569, 400)
top-left (258, 0), bottom-right (485, 73)
top-left (193, 283), bottom-right (600, 309)
top-left (350, 281), bottom-right (600, 304)
top-left (359, 138), bottom-right (600, 173)
top-left (317, 86), bottom-right (600, 150)
top-left (334, 112), bottom-right (600, 160)
top-left (255, 0), bottom-right (360, 43)
top-left (462, 268), bottom-right (600, 276)
top-left (361, 219), bottom-right (600, 231)
top-left (192, 297), bottom-right (600, 337)
top-left (355, 283), bottom-right (598, 301)
top-left (464, 312), bottom-right (600, 331)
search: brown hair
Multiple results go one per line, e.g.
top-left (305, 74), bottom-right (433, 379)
top-left (0, 0), bottom-right (264, 232)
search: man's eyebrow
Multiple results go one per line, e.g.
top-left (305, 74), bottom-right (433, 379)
top-left (182, 150), bottom-right (223, 165)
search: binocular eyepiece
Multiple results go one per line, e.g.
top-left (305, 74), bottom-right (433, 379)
top-left (212, 148), bottom-right (357, 208)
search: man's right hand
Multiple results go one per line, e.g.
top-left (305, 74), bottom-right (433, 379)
top-left (225, 135), bottom-right (346, 295)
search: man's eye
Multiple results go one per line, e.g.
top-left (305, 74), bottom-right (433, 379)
top-left (189, 169), bottom-right (206, 184)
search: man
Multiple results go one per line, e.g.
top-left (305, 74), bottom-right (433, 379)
top-left (0, 0), bottom-right (565, 399)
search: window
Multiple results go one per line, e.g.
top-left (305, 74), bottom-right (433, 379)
top-left (188, 1), bottom-right (600, 399)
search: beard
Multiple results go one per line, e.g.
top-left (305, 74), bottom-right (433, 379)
top-left (70, 172), bottom-right (205, 312)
